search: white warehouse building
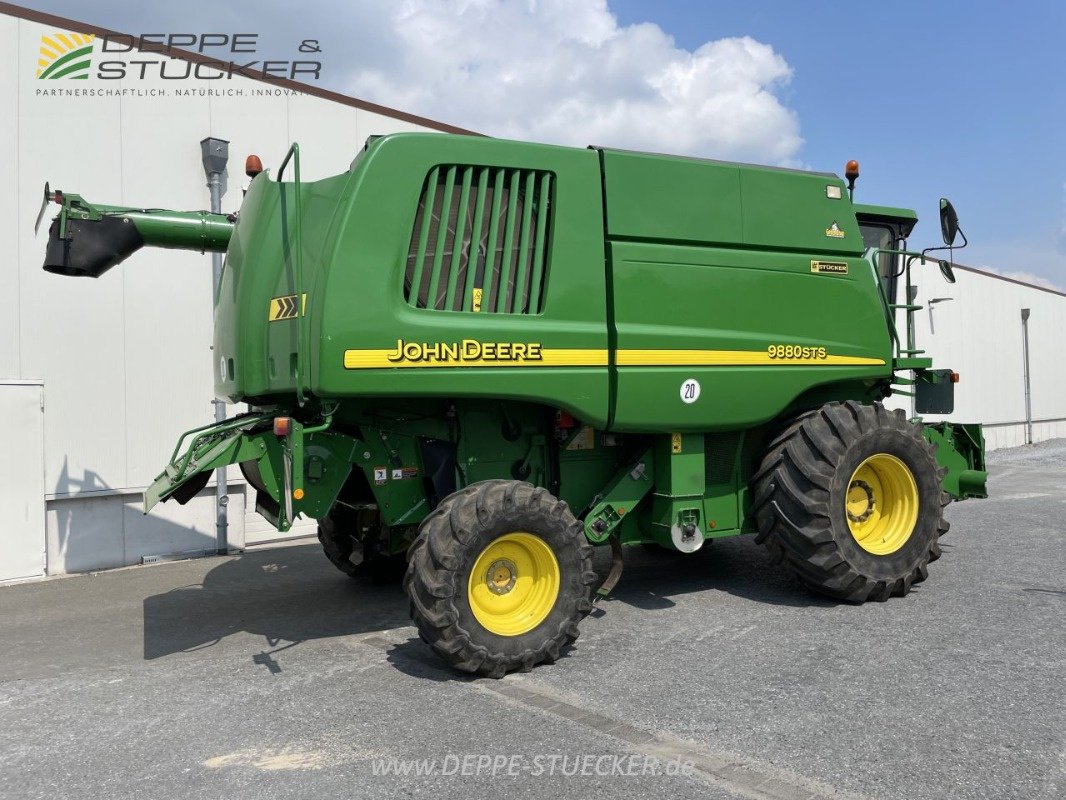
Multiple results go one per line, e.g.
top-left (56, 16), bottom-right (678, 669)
top-left (2, 3), bottom-right (1064, 583)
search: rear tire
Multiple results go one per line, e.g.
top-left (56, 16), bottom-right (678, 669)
top-left (752, 401), bottom-right (950, 602)
top-left (404, 480), bottom-right (595, 677)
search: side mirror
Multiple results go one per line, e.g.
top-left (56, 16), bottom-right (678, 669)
top-left (938, 259), bottom-right (956, 283)
top-left (939, 198), bottom-right (960, 246)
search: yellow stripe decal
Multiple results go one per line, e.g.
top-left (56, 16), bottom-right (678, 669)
top-left (344, 348), bottom-right (608, 369)
top-left (616, 349), bottom-right (886, 367)
top-left (342, 344), bottom-right (884, 370)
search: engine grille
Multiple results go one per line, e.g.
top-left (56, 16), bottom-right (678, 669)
top-left (404, 165), bottom-right (553, 314)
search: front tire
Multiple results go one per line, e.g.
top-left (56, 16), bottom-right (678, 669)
top-left (752, 401), bottom-right (950, 602)
top-left (404, 480), bottom-right (595, 677)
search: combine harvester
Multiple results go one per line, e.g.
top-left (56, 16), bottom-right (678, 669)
top-left (39, 134), bottom-right (987, 676)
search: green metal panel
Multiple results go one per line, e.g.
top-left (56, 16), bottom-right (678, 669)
top-left (599, 149), bottom-right (861, 256)
top-left (653, 433), bottom-right (704, 497)
top-left (738, 165), bottom-right (863, 255)
top-left (922, 422), bottom-right (988, 499)
top-left (702, 431), bottom-right (743, 534)
top-left (853, 203), bottom-right (919, 238)
top-left (312, 135), bottom-right (611, 428)
top-left (600, 150), bottom-right (742, 244)
top-left (607, 240), bottom-right (893, 431)
top-left (213, 168), bottom-right (353, 402)
top-left (582, 448), bottom-right (654, 542)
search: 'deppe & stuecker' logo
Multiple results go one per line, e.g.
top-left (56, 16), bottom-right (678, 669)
top-left (33, 29), bottom-right (323, 82)
top-left (36, 31), bottom-right (95, 80)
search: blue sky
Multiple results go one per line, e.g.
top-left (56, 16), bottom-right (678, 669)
top-left (28, 0), bottom-right (1066, 287)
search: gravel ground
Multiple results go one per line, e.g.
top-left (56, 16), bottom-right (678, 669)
top-left (0, 440), bottom-right (1063, 800)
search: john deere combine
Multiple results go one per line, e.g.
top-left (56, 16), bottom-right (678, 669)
top-left (40, 134), bottom-right (986, 676)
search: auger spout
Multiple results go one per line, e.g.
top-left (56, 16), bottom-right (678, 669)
top-left (37, 183), bottom-right (233, 278)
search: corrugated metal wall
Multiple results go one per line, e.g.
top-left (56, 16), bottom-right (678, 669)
top-left (885, 264), bottom-right (1066, 450)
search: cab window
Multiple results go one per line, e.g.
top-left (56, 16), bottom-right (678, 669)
top-left (859, 222), bottom-right (900, 303)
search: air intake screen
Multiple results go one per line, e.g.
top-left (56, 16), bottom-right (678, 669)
top-left (404, 165), bottom-right (553, 314)
top-left (704, 432), bottom-right (742, 485)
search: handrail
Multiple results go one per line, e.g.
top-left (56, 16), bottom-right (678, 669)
top-left (870, 247), bottom-right (934, 363)
top-left (277, 142), bottom-right (307, 406)
top-left (167, 411), bottom-right (270, 464)
top-left (865, 248), bottom-right (901, 358)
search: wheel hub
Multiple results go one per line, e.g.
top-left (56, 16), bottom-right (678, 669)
top-left (846, 479), bottom-right (876, 523)
top-left (486, 558), bottom-right (517, 595)
top-left (845, 453), bottom-right (920, 555)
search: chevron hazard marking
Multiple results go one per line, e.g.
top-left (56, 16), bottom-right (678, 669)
top-left (268, 293), bottom-right (306, 321)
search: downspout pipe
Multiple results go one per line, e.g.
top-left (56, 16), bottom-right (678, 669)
top-left (201, 137), bottom-right (230, 554)
top-left (1021, 308), bottom-right (1033, 445)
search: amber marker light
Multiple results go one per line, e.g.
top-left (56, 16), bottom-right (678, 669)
top-left (845, 159), bottom-right (860, 197)
top-left (245, 154), bottom-right (263, 178)
top-left (293, 488), bottom-right (305, 500)
top-left (273, 416), bottom-right (292, 436)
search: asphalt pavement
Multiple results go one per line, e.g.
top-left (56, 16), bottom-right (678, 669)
top-left (1, 440), bottom-right (1063, 799)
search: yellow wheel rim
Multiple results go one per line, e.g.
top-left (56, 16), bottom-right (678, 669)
top-left (467, 532), bottom-right (560, 636)
top-left (846, 454), bottom-right (920, 555)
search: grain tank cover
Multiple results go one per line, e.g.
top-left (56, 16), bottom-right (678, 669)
top-left (597, 148), bottom-right (863, 256)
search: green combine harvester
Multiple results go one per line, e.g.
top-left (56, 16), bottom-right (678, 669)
top-left (39, 133), bottom-right (987, 676)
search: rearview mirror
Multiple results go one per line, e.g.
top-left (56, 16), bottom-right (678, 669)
top-left (939, 198), bottom-right (959, 246)
top-left (938, 259), bottom-right (956, 283)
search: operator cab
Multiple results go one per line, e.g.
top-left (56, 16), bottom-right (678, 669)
top-left (855, 204), bottom-right (918, 305)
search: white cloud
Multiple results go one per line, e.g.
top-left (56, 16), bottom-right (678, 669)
top-left (344, 0), bottom-right (802, 164)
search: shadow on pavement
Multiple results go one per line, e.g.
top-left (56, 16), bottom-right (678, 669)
top-left (142, 543), bottom-right (408, 660)
top-left (605, 536), bottom-right (839, 610)
top-left (384, 637), bottom-right (476, 682)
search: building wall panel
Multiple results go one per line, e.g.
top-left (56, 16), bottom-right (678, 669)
top-left (0, 15), bottom-right (20, 378)
top-left (7, 14), bottom-right (446, 573)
